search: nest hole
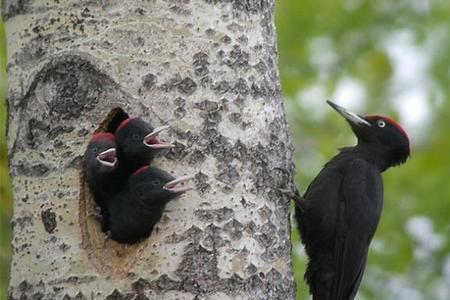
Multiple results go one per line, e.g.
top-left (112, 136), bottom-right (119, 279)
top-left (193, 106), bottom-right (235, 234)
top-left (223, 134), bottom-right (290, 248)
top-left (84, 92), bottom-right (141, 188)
top-left (79, 107), bottom-right (148, 276)
top-left (97, 107), bottom-right (129, 134)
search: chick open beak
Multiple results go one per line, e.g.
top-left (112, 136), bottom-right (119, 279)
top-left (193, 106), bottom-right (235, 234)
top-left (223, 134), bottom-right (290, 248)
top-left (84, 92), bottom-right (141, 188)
top-left (96, 148), bottom-right (117, 168)
top-left (143, 125), bottom-right (174, 149)
top-left (163, 175), bottom-right (194, 193)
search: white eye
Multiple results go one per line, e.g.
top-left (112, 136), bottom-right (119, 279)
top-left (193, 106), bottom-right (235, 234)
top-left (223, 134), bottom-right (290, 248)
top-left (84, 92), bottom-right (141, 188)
top-left (377, 120), bottom-right (386, 128)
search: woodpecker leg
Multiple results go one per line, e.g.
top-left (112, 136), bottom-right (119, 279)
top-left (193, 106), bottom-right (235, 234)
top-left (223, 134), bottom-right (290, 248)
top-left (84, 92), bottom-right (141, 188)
top-left (85, 203), bottom-right (103, 220)
top-left (278, 186), bottom-right (305, 211)
top-left (103, 231), bottom-right (111, 239)
top-left (88, 212), bottom-right (102, 220)
top-left (102, 230), bottom-right (112, 247)
top-left (292, 187), bottom-right (304, 205)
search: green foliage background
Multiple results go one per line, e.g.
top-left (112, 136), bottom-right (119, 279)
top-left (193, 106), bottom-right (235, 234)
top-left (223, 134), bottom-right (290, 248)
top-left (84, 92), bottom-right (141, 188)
top-left (1, 1), bottom-right (449, 299)
top-left (276, 1), bottom-right (450, 299)
top-left (0, 18), bottom-right (11, 300)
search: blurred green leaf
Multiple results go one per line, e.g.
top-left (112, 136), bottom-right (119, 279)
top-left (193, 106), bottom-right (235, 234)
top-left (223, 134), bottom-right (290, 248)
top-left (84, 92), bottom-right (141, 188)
top-left (277, 0), bottom-right (450, 299)
top-left (0, 15), bottom-right (11, 300)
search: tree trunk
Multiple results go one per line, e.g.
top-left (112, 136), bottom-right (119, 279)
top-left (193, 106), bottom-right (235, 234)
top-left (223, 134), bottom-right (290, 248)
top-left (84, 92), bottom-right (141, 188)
top-left (3, 0), bottom-right (296, 299)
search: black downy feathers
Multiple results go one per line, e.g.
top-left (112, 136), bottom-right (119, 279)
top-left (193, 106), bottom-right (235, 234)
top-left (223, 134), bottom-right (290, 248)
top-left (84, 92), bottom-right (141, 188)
top-left (84, 116), bottom-right (192, 244)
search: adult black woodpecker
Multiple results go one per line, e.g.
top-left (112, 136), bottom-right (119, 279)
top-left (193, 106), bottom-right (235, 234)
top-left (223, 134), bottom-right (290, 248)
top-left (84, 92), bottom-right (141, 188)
top-left (115, 118), bottom-right (173, 173)
top-left (294, 101), bottom-right (410, 300)
top-left (108, 166), bottom-right (192, 244)
top-left (84, 132), bottom-right (121, 231)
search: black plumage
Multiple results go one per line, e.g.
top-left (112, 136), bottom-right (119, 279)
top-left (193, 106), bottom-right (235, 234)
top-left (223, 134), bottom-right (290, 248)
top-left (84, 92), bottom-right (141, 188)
top-left (115, 118), bottom-right (173, 173)
top-left (84, 132), bottom-right (122, 231)
top-left (108, 166), bottom-right (191, 244)
top-left (295, 101), bottom-right (410, 300)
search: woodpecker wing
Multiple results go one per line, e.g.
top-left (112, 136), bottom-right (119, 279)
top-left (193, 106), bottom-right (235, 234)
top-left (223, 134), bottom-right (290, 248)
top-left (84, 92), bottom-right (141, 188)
top-left (332, 158), bottom-right (383, 299)
top-left (295, 160), bottom-right (346, 299)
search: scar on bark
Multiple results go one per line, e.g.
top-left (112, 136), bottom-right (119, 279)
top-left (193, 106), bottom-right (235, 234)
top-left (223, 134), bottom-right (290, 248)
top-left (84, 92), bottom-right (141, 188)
top-left (79, 107), bottom-right (148, 277)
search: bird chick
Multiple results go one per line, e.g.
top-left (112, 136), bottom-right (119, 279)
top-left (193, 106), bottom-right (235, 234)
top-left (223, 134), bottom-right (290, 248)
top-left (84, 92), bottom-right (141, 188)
top-left (115, 118), bottom-right (173, 173)
top-left (108, 166), bottom-right (192, 244)
top-left (84, 132), bottom-right (122, 231)
top-left (295, 101), bottom-right (410, 300)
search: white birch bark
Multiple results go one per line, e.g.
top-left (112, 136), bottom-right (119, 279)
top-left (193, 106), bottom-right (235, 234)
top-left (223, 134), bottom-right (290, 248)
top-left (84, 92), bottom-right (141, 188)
top-left (3, 0), bottom-right (297, 299)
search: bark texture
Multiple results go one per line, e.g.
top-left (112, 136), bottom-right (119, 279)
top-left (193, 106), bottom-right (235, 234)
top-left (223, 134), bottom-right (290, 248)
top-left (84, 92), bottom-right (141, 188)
top-left (4, 0), bottom-right (297, 299)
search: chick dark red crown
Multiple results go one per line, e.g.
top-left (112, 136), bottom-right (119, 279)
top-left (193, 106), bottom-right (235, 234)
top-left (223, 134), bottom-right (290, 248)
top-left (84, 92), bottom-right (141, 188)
top-left (133, 165), bottom-right (150, 176)
top-left (115, 118), bottom-right (136, 133)
top-left (90, 132), bottom-right (115, 142)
